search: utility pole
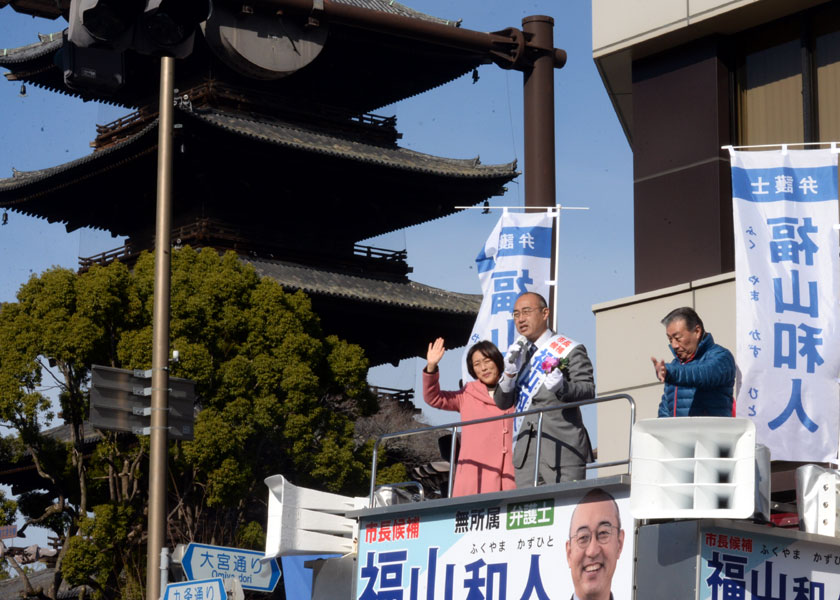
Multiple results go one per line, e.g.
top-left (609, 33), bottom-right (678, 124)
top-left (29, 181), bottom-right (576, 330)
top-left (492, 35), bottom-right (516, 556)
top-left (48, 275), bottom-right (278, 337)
top-left (146, 54), bottom-right (175, 600)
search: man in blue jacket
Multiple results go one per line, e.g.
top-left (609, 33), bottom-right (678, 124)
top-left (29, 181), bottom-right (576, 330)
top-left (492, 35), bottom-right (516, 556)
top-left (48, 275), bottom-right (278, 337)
top-left (650, 307), bottom-right (735, 417)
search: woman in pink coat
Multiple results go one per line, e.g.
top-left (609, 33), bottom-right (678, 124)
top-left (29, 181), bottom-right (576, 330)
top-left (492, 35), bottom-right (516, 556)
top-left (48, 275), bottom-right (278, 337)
top-left (423, 338), bottom-right (516, 497)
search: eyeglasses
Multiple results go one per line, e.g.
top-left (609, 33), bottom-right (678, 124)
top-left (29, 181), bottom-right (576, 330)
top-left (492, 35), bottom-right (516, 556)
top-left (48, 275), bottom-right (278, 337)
top-left (512, 307), bottom-right (541, 319)
top-left (570, 524), bottom-right (618, 548)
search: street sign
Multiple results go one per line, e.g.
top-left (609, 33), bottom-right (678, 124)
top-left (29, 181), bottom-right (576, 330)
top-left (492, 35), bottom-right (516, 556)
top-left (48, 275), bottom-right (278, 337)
top-left (182, 543), bottom-right (281, 593)
top-left (0, 525), bottom-right (17, 539)
top-left (163, 578), bottom-right (227, 600)
top-left (89, 364), bottom-right (196, 439)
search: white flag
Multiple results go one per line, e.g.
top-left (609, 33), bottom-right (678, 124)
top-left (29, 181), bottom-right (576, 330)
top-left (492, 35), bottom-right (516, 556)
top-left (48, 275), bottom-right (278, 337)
top-left (732, 148), bottom-right (840, 462)
top-left (462, 210), bottom-right (554, 382)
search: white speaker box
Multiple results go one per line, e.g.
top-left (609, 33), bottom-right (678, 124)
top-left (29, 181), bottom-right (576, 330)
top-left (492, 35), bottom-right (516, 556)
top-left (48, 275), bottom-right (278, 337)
top-left (263, 475), bottom-right (364, 558)
top-left (630, 417), bottom-right (767, 520)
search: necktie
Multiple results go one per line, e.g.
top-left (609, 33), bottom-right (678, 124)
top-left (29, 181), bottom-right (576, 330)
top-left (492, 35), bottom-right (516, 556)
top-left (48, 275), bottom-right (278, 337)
top-left (526, 343), bottom-right (537, 363)
top-left (518, 343), bottom-right (537, 387)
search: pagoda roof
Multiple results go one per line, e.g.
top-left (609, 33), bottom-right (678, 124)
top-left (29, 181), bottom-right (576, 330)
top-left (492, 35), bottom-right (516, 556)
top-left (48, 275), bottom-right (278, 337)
top-left (246, 257), bottom-right (480, 315)
top-left (195, 107), bottom-right (512, 179)
top-left (0, 0), bottom-right (485, 112)
top-left (0, 105), bottom-right (516, 240)
top-left (0, 421), bottom-right (104, 494)
top-left (0, 0), bottom-right (457, 25)
top-left (0, 567), bottom-right (86, 599)
top-left (245, 256), bottom-right (481, 366)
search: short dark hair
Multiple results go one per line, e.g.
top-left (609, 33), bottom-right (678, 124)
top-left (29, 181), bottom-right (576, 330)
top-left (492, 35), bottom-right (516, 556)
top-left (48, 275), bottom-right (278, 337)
top-left (517, 291), bottom-right (548, 309)
top-left (569, 487), bottom-right (622, 536)
top-left (661, 307), bottom-right (705, 336)
top-left (466, 341), bottom-right (504, 380)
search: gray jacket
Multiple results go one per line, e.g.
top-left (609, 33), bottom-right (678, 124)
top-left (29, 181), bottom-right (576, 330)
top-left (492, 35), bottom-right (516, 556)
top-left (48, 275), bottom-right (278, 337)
top-left (494, 342), bottom-right (595, 487)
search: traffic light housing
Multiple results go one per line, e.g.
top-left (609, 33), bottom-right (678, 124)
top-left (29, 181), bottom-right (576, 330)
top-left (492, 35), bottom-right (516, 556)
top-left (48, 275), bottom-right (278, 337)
top-left (135, 0), bottom-right (212, 58)
top-left (68, 0), bottom-right (144, 51)
top-left (63, 0), bottom-right (212, 93)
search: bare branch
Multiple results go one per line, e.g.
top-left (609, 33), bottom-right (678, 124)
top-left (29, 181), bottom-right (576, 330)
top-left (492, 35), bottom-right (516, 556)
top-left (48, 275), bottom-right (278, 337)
top-left (35, 358), bottom-right (68, 392)
top-left (1, 539), bottom-right (44, 599)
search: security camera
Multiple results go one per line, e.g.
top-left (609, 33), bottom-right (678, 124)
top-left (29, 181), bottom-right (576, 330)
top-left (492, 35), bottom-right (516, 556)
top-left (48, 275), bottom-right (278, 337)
top-left (171, 350), bottom-right (180, 363)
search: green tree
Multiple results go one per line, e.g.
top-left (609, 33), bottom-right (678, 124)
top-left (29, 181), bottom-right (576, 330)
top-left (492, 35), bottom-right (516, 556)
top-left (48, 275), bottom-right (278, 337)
top-left (0, 248), bottom-right (376, 599)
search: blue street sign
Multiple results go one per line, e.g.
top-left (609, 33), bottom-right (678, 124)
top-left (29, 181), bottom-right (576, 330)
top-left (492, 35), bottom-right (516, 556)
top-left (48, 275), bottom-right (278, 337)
top-left (182, 543), bottom-right (281, 593)
top-left (163, 578), bottom-right (227, 600)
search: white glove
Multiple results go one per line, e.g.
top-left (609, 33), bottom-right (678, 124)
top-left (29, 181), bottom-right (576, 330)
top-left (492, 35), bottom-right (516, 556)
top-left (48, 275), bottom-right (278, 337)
top-left (543, 368), bottom-right (565, 393)
top-left (504, 339), bottom-right (527, 376)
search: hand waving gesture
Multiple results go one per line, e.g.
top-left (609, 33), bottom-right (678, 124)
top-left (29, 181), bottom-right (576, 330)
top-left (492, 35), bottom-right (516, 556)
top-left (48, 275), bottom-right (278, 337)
top-left (426, 338), bottom-right (446, 372)
top-left (650, 357), bottom-right (666, 382)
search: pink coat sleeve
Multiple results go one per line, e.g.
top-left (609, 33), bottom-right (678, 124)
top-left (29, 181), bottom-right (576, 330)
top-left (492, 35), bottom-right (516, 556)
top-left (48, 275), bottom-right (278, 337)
top-left (422, 370), bottom-right (463, 412)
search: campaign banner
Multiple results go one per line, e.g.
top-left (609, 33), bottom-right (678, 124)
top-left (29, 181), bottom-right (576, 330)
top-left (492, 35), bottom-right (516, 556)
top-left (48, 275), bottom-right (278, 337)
top-left (355, 487), bottom-right (633, 599)
top-left (700, 524), bottom-right (840, 598)
top-left (731, 148), bottom-right (840, 462)
top-left (463, 209), bottom-right (554, 382)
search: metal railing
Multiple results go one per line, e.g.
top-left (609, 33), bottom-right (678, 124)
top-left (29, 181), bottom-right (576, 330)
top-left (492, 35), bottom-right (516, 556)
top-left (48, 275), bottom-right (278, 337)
top-left (78, 230), bottom-right (409, 272)
top-left (368, 393), bottom-right (636, 506)
top-left (353, 245), bottom-right (408, 263)
top-left (78, 244), bottom-right (139, 271)
top-left (369, 386), bottom-right (415, 405)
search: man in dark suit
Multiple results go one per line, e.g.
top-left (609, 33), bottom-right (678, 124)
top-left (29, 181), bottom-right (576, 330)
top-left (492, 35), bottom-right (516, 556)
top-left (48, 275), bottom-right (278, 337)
top-left (494, 292), bottom-right (594, 487)
top-left (566, 488), bottom-right (624, 600)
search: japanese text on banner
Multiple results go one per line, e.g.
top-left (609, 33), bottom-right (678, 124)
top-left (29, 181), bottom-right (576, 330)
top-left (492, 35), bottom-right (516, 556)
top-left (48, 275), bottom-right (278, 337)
top-left (463, 210), bottom-right (553, 382)
top-left (731, 148), bottom-right (840, 462)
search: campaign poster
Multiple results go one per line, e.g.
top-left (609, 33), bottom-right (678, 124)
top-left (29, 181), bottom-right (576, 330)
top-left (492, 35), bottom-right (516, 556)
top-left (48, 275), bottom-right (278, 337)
top-left (700, 524), bottom-right (840, 598)
top-left (355, 486), bottom-right (633, 599)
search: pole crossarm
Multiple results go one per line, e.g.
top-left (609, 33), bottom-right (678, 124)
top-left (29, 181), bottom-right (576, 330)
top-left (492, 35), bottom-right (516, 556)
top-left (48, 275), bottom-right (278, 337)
top-left (237, 0), bottom-right (566, 71)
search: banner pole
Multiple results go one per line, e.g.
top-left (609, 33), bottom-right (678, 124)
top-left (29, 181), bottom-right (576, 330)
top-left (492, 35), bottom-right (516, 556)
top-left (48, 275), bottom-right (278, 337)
top-left (552, 204), bottom-right (560, 333)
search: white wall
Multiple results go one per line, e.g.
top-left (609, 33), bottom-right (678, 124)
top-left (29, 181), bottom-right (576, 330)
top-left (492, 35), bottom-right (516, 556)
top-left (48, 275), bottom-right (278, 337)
top-left (593, 0), bottom-right (769, 57)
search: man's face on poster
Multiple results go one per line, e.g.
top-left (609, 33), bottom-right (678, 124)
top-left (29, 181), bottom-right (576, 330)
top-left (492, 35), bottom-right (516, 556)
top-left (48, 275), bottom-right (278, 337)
top-left (566, 496), bottom-right (625, 600)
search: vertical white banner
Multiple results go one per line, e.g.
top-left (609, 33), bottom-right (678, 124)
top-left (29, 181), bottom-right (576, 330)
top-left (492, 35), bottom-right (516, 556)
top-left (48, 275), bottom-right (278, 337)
top-left (462, 209), bottom-right (554, 382)
top-left (732, 148), bottom-right (840, 462)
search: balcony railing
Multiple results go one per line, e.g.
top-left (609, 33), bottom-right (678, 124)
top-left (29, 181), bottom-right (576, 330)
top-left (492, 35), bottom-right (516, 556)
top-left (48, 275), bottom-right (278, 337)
top-left (369, 393), bottom-right (637, 505)
top-left (78, 218), bottom-right (410, 276)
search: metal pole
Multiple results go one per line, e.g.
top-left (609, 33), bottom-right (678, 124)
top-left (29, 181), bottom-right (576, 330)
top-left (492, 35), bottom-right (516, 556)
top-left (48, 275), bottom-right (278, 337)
top-left (522, 15), bottom-right (556, 209)
top-left (159, 547), bottom-right (170, 600)
top-left (253, 0), bottom-right (565, 75)
top-left (146, 55), bottom-right (175, 600)
top-left (533, 413), bottom-right (544, 487)
top-left (522, 16), bottom-right (558, 316)
top-left (368, 441), bottom-right (380, 507)
top-left (447, 426), bottom-right (458, 498)
top-left (552, 205), bottom-right (560, 333)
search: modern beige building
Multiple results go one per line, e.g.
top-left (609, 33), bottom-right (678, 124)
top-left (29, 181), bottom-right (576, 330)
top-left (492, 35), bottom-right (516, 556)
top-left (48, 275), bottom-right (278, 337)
top-left (591, 0), bottom-right (840, 473)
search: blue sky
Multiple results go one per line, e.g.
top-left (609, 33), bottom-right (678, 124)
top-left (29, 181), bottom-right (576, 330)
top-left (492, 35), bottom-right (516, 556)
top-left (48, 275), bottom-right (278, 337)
top-left (0, 3), bottom-right (633, 437)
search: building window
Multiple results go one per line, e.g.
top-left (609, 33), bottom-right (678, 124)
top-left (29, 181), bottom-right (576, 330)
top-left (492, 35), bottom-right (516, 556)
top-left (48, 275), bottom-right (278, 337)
top-left (739, 39), bottom-right (803, 145)
top-left (737, 20), bottom-right (803, 145)
top-left (736, 5), bottom-right (840, 147)
top-left (816, 26), bottom-right (840, 140)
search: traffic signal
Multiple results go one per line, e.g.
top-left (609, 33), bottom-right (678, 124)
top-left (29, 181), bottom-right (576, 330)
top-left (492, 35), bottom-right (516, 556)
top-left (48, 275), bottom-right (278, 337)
top-left (134, 0), bottom-right (213, 58)
top-left (62, 0), bottom-right (212, 93)
top-left (89, 365), bottom-right (197, 440)
top-left (68, 0), bottom-right (144, 51)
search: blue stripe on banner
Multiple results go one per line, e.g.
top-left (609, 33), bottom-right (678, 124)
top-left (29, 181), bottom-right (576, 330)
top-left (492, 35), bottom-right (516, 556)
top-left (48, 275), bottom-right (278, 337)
top-left (496, 226), bottom-right (552, 259)
top-left (731, 165), bottom-right (838, 203)
top-left (475, 248), bottom-right (495, 273)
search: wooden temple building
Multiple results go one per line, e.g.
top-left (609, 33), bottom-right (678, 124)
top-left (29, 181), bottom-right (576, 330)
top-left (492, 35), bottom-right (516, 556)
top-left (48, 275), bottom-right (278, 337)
top-left (0, 0), bottom-right (519, 367)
